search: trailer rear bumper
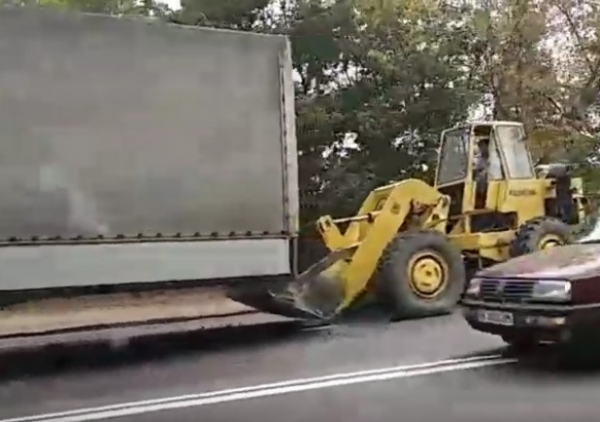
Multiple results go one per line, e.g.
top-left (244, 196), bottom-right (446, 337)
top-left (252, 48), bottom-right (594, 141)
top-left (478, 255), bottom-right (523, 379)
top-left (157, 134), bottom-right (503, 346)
top-left (0, 237), bottom-right (294, 291)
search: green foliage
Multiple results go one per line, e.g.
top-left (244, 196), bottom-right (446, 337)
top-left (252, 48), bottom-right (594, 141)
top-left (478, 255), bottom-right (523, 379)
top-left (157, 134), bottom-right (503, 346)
top-left (9, 0), bottom-right (167, 15)
top-left (172, 0), bottom-right (270, 28)
top-left (279, 0), bottom-right (482, 222)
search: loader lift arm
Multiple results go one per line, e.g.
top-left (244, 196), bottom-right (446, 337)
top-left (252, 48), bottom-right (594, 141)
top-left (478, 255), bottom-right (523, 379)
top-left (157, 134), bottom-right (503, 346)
top-left (268, 179), bottom-right (452, 320)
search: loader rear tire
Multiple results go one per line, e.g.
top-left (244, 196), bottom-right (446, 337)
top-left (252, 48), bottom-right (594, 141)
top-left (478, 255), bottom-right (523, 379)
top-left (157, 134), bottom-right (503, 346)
top-left (509, 217), bottom-right (571, 257)
top-left (376, 230), bottom-right (466, 320)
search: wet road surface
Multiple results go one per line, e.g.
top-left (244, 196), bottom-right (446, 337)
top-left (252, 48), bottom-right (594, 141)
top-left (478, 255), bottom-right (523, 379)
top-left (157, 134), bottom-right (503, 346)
top-left (0, 313), bottom-right (599, 422)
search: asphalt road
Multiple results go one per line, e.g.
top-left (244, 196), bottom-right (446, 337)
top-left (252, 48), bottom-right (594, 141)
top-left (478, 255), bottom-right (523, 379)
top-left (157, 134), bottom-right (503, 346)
top-left (0, 313), bottom-right (599, 422)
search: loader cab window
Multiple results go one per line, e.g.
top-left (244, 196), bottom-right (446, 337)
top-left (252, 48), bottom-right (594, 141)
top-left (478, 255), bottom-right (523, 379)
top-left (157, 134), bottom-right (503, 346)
top-left (495, 124), bottom-right (534, 179)
top-left (473, 125), bottom-right (503, 181)
top-left (485, 138), bottom-right (504, 180)
top-left (437, 128), bottom-right (470, 186)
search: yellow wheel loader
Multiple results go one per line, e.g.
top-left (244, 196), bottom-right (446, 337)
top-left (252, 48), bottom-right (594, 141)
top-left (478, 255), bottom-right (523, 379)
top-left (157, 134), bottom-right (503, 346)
top-left (235, 121), bottom-right (590, 322)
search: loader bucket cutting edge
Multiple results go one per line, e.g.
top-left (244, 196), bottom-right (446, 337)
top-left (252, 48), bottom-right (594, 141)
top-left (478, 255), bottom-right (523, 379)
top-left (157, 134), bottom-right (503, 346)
top-left (226, 253), bottom-right (350, 321)
top-left (225, 282), bottom-right (331, 320)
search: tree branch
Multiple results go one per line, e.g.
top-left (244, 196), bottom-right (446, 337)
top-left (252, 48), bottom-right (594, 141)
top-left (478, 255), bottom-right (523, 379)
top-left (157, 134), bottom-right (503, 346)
top-left (553, 0), bottom-right (594, 73)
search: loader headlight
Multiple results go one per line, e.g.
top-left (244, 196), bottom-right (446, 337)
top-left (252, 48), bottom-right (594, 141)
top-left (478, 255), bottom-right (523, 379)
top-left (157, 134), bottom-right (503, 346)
top-left (465, 278), bottom-right (482, 296)
top-left (532, 280), bottom-right (571, 302)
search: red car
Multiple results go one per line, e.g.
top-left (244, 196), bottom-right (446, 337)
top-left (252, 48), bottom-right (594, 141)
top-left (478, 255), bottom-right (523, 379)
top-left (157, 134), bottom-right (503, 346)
top-left (461, 225), bottom-right (600, 350)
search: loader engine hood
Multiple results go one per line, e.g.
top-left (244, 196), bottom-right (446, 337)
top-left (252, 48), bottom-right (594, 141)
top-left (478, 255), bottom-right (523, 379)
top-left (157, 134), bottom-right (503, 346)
top-left (477, 243), bottom-right (600, 281)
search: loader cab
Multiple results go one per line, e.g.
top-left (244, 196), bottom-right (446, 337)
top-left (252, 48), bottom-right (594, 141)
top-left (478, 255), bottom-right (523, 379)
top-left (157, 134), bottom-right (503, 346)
top-left (434, 125), bottom-right (471, 218)
top-left (434, 121), bottom-right (539, 232)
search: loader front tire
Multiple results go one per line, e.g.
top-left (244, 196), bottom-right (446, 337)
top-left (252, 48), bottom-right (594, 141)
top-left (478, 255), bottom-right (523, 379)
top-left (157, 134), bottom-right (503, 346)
top-left (377, 230), bottom-right (466, 320)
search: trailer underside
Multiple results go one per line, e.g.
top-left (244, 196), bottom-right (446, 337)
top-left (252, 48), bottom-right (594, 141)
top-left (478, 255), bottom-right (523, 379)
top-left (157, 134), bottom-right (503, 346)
top-left (0, 283), bottom-right (303, 341)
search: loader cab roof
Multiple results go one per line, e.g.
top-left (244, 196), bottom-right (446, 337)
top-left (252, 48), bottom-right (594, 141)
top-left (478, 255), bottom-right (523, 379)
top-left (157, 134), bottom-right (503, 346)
top-left (435, 121), bottom-right (534, 187)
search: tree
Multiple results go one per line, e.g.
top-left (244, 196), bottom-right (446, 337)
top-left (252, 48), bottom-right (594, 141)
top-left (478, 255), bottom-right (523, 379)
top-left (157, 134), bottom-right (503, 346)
top-left (4, 0), bottom-right (169, 16)
top-left (464, 0), bottom-right (600, 191)
top-left (298, 0), bottom-right (480, 219)
top-left (172, 0), bottom-right (271, 28)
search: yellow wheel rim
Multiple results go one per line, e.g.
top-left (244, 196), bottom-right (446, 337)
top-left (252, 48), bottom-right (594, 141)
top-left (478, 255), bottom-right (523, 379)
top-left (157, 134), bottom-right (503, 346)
top-left (538, 234), bottom-right (563, 250)
top-left (407, 250), bottom-right (449, 299)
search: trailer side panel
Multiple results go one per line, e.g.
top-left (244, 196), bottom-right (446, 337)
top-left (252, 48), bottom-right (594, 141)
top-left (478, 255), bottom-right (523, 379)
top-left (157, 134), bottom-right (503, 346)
top-left (0, 9), bottom-right (295, 240)
top-left (0, 8), bottom-right (298, 289)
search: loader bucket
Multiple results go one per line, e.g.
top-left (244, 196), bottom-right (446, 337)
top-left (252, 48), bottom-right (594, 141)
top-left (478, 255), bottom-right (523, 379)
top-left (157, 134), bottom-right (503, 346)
top-left (227, 250), bottom-right (351, 321)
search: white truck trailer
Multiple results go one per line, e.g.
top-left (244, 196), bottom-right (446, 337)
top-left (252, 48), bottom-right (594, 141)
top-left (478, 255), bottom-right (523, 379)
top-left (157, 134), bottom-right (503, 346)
top-left (0, 6), bottom-right (299, 339)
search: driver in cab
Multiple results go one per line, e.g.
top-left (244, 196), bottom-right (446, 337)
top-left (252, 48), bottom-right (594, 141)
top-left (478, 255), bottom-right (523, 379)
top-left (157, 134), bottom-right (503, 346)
top-left (473, 138), bottom-right (490, 181)
top-left (473, 138), bottom-right (490, 209)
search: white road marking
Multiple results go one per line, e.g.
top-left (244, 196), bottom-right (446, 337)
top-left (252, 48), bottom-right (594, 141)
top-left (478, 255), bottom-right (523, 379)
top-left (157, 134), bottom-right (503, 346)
top-left (0, 354), bottom-right (516, 422)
